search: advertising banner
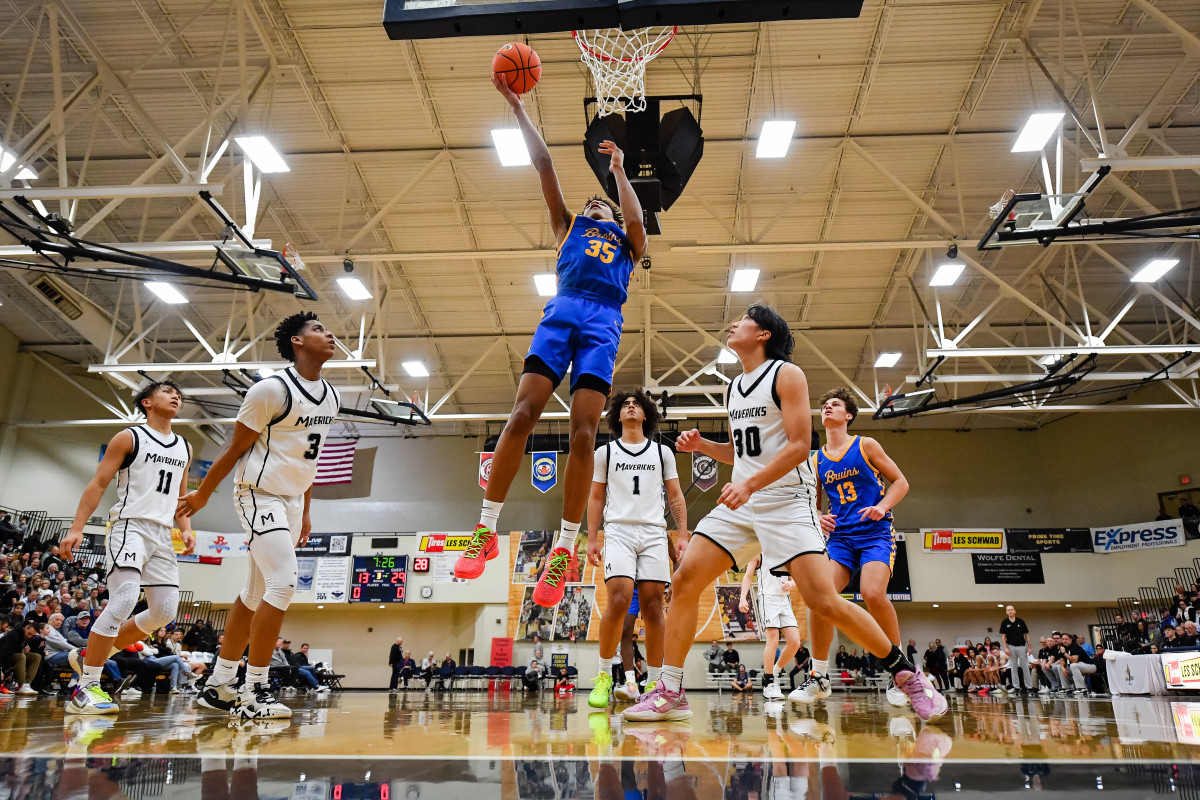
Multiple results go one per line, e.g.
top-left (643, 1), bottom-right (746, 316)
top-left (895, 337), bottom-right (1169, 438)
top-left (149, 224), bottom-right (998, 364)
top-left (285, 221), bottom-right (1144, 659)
top-left (921, 528), bottom-right (1005, 552)
top-left (418, 533), bottom-right (473, 552)
top-left (297, 557), bottom-right (317, 592)
top-left (1091, 519), bottom-right (1185, 553)
top-left (1164, 652), bottom-right (1200, 690)
top-left (194, 530), bottom-right (250, 558)
top-left (971, 552), bottom-right (1045, 584)
top-left (1005, 528), bottom-right (1093, 553)
top-left (295, 533), bottom-right (351, 556)
top-left (314, 557), bottom-right (349, 603)
top-left (479, 452), bottom-right (494, 490)
top-left (490, 637), bottom-right (513, 668)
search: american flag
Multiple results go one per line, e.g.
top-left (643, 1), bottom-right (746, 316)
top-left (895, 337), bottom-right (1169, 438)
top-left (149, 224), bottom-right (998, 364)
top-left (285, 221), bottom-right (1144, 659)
top-left (314, 439), bottom-right (357, 485)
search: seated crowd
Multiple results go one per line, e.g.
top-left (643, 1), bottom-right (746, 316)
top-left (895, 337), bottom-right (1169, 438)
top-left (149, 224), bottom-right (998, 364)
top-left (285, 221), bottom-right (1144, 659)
top-left (1110, 588), bottom-right (1200, 655)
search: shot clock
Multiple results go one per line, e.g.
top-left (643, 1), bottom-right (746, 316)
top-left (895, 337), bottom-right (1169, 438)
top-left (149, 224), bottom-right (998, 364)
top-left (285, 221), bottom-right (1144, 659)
top-left (350, 555), bottom-right (408, 603)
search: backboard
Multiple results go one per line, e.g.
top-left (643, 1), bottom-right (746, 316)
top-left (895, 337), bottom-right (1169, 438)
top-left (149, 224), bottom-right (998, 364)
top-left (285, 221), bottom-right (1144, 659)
top-left (977, 167), bottom-right (1110, 250)
top-left (383, 0), bottom-right (864, 40)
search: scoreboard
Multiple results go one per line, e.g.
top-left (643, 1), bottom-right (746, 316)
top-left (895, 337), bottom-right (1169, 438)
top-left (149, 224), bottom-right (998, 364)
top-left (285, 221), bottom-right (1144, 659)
top-left (350, 556), bottom-right (407, 603)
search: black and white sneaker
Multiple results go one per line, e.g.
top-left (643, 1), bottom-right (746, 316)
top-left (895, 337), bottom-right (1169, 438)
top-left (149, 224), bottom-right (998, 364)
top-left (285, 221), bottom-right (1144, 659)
top-left (788, 672), bottom-right (832, 704)
top-left (233, 683), bottom-right (292, 720)
top-left (197, 681), bottom-right (238, 713)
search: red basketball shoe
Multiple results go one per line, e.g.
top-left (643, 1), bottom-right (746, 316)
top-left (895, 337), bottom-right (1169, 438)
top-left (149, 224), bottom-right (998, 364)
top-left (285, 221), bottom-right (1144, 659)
top-left (454, 525), bottom-right (499, 580)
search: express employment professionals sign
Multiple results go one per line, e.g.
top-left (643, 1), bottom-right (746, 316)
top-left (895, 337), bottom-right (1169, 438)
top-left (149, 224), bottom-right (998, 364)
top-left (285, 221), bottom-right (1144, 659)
top-left (1090, 518), bottom-right (1185, 553)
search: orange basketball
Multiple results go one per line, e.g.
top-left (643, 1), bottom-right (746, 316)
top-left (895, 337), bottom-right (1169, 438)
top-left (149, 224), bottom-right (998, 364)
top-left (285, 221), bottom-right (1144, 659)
top-left (493, 42), bottom-right (541, 95)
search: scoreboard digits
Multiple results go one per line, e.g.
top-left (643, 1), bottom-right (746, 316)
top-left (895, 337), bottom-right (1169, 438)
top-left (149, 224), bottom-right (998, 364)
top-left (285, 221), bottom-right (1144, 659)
top-left (350, 555), bottom-right (407, 603)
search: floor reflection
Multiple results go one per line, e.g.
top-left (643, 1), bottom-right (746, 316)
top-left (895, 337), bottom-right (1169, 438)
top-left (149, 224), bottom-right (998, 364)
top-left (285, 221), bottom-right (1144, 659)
top-left (2, 753), bottom-right (1197, 798)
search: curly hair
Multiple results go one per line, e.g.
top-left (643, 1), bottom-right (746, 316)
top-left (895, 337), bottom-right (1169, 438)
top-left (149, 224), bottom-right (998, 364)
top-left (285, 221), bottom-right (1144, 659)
top-left (818, 387), bottom-right (859, 427)
top-left (275, 311), bottom-right (319, 361)
top-left (605, 388), bottom-right (662, 438)
top-left (135, 380), bottom-right (183, 413)
top-left (746, 305), bottom-right (795, 362)
top-left (585, 194), bottom-right (623, 227)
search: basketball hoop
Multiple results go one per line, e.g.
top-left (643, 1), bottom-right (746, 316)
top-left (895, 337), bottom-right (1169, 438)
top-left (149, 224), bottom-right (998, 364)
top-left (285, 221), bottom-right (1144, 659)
top-left (573, 27), bottom-right (677, 117)
top-left (280, 242), bottom-right (306, 272)
top-left (988, 189), bottom-right (1016, 220)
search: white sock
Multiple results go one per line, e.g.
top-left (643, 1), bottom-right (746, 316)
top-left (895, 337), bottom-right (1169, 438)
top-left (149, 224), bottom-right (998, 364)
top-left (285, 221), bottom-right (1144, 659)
top-left (659, 665), bottom-right (684, 693)
top-left (201, 756), bottom-right (226, 773)
top-left (81, 665), bottom-right (103, 686)
top-left (210, 657), bottom-right (239, 686)
top-left (554, 520), bottom-right (580, 551)
top-left (245, 665), bottom-right (268, 688)
top-left (479, 500), bottom-right (502, 530)
top-left (662, 760), bottom-right (686, 783)
top-left (812, 659), bottom-right (829, 676)
top-left (648, 666), bottom-right (662, 684)
top-left (233, 756), bottom-right (257, 771)
top-left (600, 655), bottom-right (612, 676)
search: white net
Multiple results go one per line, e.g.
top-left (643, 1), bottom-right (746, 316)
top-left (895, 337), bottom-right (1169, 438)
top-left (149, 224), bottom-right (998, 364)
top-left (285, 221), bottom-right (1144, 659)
top-left (573, 27), bottom-right (677, 117)
top-left (988, 189), bottom-right (1016, 220)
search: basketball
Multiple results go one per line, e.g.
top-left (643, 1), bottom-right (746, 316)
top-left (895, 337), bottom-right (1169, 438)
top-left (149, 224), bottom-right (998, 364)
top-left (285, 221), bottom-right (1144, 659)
top-left (492, 42), bottom-right (541, 95)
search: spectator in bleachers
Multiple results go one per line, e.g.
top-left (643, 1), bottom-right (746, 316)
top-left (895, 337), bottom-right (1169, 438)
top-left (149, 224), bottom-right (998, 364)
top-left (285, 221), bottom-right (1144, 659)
top-left (293, 643), bottom-right (328, 694)
top-left (949, 648), bottom-right (969, 690)
top-left (1180, 497), bottom-right (1199, 539)
top-left (703, 640), bottom-right (725, 674)
top-left (168, 629), bottom-right (207, 684)
top-left (420, 651), bottom-right (437, 689)
top-left (1113, 613), bottom-right (1137, 650)
top-left (554, 667), bottom-right (575, 694)
top-left (0, 617), bottom-right (42, 695)
top-left (722, 641), bottom-right (740, 673)
top-left (1064, 632), bottom-right (1097, 696)
top-left (788, 641), bottom-right (812, 690)
top-left (65, 612), bottom-right (93, 648)
top-left (397, 650), bottom-right (417, 689)
top-left (1139, 620), bottom-right (1158, 652)
top-left (730, 663), bottom-right (753, 693)
top-left (145, 627), bottom-right (192, 694)
top-left (1162, 624), bottom-right (1180, 648)
top-left (521, 659), bottom-right (542, 692)
top-left (42, 613), bottom-right (74, 672)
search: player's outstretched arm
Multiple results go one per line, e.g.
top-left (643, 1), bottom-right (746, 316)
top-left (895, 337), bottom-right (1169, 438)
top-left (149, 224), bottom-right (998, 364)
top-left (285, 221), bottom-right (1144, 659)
top-left (492, 73), bottom-right (572, 243)
top-left (61, 429), bottom-right (133, 560)
top-left (597, 140), bottom-right (648, 261)
top-left (718, 364), bottom-right (812, 510)
top-left (858, 437), bottom-right (909, 521)
top-left (176, 422), bottom-right (259, 518)
top-left (585, 481), bottom-right (605, 567)
top-left (675, 428), bottom-right (735, 465)
top-left (739, 555), bottom-right (759, 612)
top-left (175, 445), bottom-right (196, 555)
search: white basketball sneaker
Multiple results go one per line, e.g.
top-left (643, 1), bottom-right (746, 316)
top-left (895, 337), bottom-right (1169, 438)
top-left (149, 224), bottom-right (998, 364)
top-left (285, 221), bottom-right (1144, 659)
top-left (886, 679), bottom-right (910, 708)
top-left (788, 672), bottom-right (832, 704)
top-left (763, 680), bottom-right (784, 700)
top-left (233, 683), bottom-right (292, 720)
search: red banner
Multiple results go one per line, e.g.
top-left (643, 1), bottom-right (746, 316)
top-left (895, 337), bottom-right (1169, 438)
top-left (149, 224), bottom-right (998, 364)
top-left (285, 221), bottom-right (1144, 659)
top-left (479, 452), bottom-right (494, 490)
top-left (490, 636), bottom-right (513, 667)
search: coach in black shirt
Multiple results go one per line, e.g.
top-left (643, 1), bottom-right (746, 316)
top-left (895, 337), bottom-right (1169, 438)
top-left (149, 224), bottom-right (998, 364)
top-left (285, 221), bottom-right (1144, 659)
top-left (1064, 633), bottom-right (1097, 694)
top-left (1000, 605), bottom-right (1032, 692)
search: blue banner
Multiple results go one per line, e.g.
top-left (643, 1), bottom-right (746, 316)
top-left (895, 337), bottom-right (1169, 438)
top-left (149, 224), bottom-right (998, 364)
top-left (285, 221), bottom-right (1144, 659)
top-left (531, 451), bottom-right (558, 494)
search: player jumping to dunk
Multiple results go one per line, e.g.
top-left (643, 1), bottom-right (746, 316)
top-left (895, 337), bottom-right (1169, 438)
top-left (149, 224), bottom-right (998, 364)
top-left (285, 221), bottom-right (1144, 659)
top-left (792, 388), bottom-right (913, 709)
top-left (454, 74), bottom-right (648, 610)
top-left (622, 305), bottom-right (947, 723)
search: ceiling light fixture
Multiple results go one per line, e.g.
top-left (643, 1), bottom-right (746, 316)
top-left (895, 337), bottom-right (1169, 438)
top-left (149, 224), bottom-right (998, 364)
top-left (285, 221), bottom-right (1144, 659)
top-left (1012, 112), bottom-right (1065, 153)
top-left (336, 277), bottom-right (373, 300)
top-left (491, 129), bottom-right (531, 167)
top-left (402, 361), bottom-right (429, 378)
top-left (874, 352), bottom-right (902, 368)
top-left (1130, 258), bottom-right (1179, 283)
top-left (533, 273), bottom-right (557, 297)
top-left (756, 120), bottom-right (796, 159)
top-left (930, 263), bottom-right (965, 287)
top-left (145, 282), bottom-right (188, 304)
top-left (234, 135), bottom-right (290, 173)
top-left (730, 268), bottom-right (760, 292)
top-left (0, 147), bottom-right (37, 181)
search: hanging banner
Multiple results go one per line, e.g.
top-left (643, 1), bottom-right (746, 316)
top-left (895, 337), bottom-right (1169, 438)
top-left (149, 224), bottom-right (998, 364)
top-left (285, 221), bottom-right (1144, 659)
top-left (479, 452), bottom-right (494, 490)
top-left (314, 557), bottom-right (350, 603)
top-left (1091, 519), bottom-right (1184, 553)
top-left (193, 530), bottom-right (250, 558)
top-left (922, 528), bottom-right (1005, 552)
top-left (1005, 528), bottom-right (1093, 553)
top-left (532, 451), bottom-right (558, 494)
top-left (187, 459), bottom-right (213, 493)
top-left (295, 533), bottom-right (351, 556)
top-left (490, 637), bottom-right (513, 668)
top-left (692, 452), bottom-right (719, 492)
top-left (971, 552), bottom-right (1045, 584)
top-left (419, 533), bottom-right (474, 552)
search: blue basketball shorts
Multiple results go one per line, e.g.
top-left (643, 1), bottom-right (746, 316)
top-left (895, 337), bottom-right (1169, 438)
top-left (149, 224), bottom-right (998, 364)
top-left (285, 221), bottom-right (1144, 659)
top-left (627, 587), bottom-right (640, 617)
top-left (826, 527), bottom-right (897, 575)
top-left (525, 293), bottom-right (623, 393)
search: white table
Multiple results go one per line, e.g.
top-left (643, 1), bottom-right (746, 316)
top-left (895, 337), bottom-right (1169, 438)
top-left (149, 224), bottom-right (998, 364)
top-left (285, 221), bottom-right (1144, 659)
top-left (1109, 652), bottom-right (1167, 696)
